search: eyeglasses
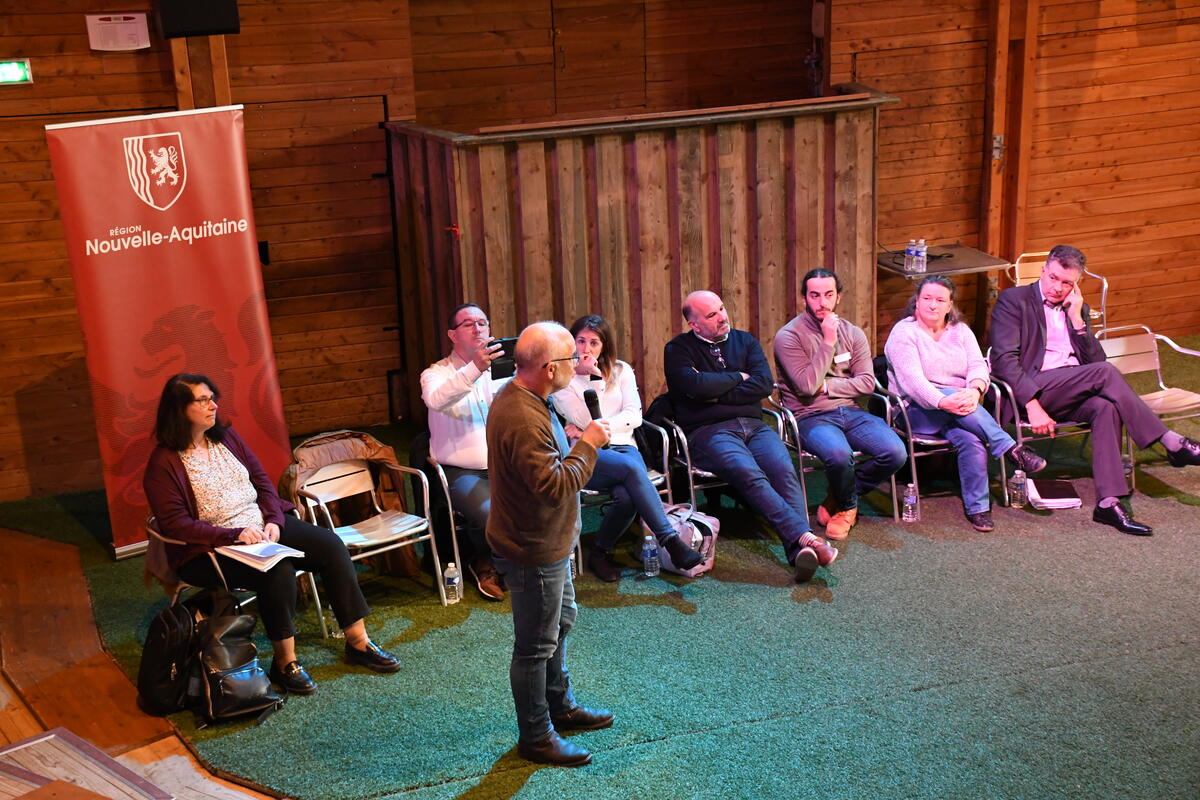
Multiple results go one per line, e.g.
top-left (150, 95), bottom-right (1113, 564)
top-left (190, 395), bottom-right (217, 407)
top-left (544, 354), bottom-right (581, 367)
top-left (709, 345), bottom-right (727, 369)
top-left (454, 318), bottom-right (490, 330)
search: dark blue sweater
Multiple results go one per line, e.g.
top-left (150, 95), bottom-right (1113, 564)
top-left (663, 329), bottom-right (774, 432)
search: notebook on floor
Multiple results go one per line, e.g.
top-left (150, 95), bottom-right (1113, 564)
top-left (1027, 478), bottom-right (1082, 510)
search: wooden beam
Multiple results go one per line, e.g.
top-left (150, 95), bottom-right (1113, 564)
top-left (1004, 0), bottom-right (1039, 261)
top-left (169, 38), bottom-right (194, 110)
top-left (209, 35), bottom-right (232, 107)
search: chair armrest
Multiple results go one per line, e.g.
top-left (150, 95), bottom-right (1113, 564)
top-left (1154, 333), bottom-right (1200, 359)
top-left (381, 462), bottom-right (432, 522)
top-left (637, 419), bottom-right (671, 476)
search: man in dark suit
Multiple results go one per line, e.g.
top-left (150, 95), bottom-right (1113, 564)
top-left (990, 244), bottom-right (1200, 535)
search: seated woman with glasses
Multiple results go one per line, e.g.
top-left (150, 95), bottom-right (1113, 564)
top-left (551, 315), bottom-right (704, 581)
top-left (884, 276), bottom-right (1046, 532)
top-left (143, 373), bottom-right (401, 696)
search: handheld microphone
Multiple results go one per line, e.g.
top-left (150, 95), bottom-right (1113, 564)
top-left (582, 389), bottom-right (609, 449)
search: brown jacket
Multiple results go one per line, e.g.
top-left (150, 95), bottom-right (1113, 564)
top-left (485, 381), bottom-right (598, 566)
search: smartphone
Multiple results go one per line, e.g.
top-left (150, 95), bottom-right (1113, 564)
top-left (490, 337), bottom-right (518, 379)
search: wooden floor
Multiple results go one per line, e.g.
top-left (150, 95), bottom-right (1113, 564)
top-left (0, 527), bottom-right (273, 800)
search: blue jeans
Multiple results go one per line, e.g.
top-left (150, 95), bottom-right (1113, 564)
top-left (443, 465), bottom-right (490, 558)
top-left (588, 445), bottom-right (675, 551)
top-left (794, 406), bottom-right (906, 511)
top-left (689, 417), bottom-right (810, 561)
top-left (492, 554), bottom-right (577, 743)
top-left (903, 389), bottom-right (1016, 515)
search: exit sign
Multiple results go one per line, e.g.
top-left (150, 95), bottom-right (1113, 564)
top-left (0, 60), bottom-right (32, 85)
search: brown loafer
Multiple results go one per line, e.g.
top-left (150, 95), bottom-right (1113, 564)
top-left (551, 704), bottom-right (614, 731)
top-left (517, 731), bottom-right (592, 766)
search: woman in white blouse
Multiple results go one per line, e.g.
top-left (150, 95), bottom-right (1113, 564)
top-left (553, 315), bottom-right (703, 581)
top-left (884, 276), bottom-right (1046, 532)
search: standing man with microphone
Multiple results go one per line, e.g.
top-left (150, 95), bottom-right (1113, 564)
top-left (487, 321), bottom-right (613, 767)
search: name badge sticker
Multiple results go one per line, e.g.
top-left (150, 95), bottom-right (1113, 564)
top-left (834, 351), bottom-right (851, 364)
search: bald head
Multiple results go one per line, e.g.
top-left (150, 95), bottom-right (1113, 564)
top-left (513, 321), bottom-right (576, 397)
top-left (682, 290), bottom-right (731, 341)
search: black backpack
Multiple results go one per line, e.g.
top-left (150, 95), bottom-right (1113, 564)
top-left (137, 599), bottom-right (198, 716)
top-left (137, 588), bottom-right (282, 725)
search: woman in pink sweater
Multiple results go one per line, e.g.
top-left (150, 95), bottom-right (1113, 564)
top-left (884, 276), bottom-right (1045, 531)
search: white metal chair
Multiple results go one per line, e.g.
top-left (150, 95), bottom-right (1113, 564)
top-left (768, 389), bottom-right (902, 521)
top-left (296, 458), bottom-right (449, 605)
top-left (144, 516), bottom-right (330, 638)
top-left (1098, 324), bottom-right (1200, 489)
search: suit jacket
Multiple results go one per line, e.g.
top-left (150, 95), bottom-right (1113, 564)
top-left (989, 281), bottom-right (1107, 407)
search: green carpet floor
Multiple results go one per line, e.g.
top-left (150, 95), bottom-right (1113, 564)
top-left (2, 340), bottom-right (1199, 799)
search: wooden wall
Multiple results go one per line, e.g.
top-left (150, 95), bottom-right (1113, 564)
top-left (409, 0), bottom-right (814, 130)
top-left (830, 0), bottom-right (1200, 346)
top-left (0, 0), bottom-right (413, 502)
top-left (389, 93), bottom-right (887, 418)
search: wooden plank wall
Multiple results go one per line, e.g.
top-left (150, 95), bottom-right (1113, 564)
top-left (0, 0), bottom-right (415, 502)
top-left (830, 0), bottom-right (1200, 345)
top-left (409, 0), bottom-right (813, 131)
top-left (389, 99), bottom-right (883, 419)
top-left (830, 1), bottom-right (992, 350)
top-left (1027, 0), bottom-right (1200, 338)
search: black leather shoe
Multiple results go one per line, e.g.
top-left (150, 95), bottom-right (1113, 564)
top-left (663, 534), bottom-right (703, 570)
top-left (345, 641), bottom-right (402, 673)
top-left (517, 731), bottom-right (592, 766)
top-left (269, 660), bottom-right (316, 695)
top-left (1166, 436), bottom-right (1200, 467)
top-left (1006, 444), bottom-right (1047, 474)
top-left (1093, 503), bottom-right (1152, 536)
top-left (966, 510), bottom-right (994, 532)
top-left (587, 549), bottom-right (622, 583)
top-left (551, 705), bottom-right (614, 731)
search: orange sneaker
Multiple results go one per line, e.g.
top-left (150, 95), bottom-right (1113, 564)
top-left (824, 507), bottom-right (858, 541)
top-left (816, 495), bottom-right (837, 527)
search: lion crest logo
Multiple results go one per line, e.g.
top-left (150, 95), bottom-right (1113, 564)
top-left (123, 132), bottom-right (187, 211)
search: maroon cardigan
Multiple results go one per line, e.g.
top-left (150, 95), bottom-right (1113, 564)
top-left (142, 428), bottom-right (293, 570)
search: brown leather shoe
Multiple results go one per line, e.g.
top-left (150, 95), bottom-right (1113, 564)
top-left (586, 548), bottom-right (622, 583)
top-left (551, 705), bottom-right (614, 731)
top-left (517, 731), bottom-right (593, 766)
top-left (469, 560), bottom-right (505, 601)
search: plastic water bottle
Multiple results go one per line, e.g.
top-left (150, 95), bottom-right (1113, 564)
top-left (443, 562), bottom-right (462, 604)
top-left (641, 535), bottom-right (660, 577)
top-left (915, 238), bottom-right (928, 273)
top-left (901, 483), bottom-right (919, 522)
top-left (904, 239), bottom-right (917, 272)
top-left (1008, 469), bottom-right (1027, 508)
top-left (569, 549), bottom-right (578, 579)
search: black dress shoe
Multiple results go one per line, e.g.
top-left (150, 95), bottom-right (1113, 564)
top-left (1166, 436), bottom-right (1200, 467)
top-left (269, 660), bottom-right (316, 695)
top-left (1093, 503), bottom-right (1153, 536)
top-left (965, 510), bottom-right (994, 532)
top-left (517, 731), bottom-right (592, 766)
top-left (663, 534), bottom-right (704, 570)
top-left (1006, 444), bottom-right (1047, 474)
top-left (587, 549), bottom-right (622, 583)
top-left (551, 705), bottom-right (614, 731)
top-left (345, 641), bottom-right (402, 673)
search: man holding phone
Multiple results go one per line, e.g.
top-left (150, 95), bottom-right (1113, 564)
top-left (990, 244), bottom-right (1200, 535)
top-left (420, 302), bottom-right (510, 598)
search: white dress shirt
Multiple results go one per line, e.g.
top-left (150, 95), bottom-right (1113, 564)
top-left (420, 352), bottom-right (510, 470)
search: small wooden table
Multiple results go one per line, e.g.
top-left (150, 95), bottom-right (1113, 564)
top-left (876, 242), bottom-right (1011, 278)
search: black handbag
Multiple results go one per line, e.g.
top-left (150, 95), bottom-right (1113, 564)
top-left (194, 610), bottom-right (283, 727)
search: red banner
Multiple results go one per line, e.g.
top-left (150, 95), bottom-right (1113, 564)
top-left (46, 106), bottom-right (290, 557)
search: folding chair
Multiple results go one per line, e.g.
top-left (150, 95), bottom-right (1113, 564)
top-left (296, 458), bottom-right (449, 605)
top-left (144, 516), bottom-right (330, 638)
top-left (1098, 324), bottom-right (1200, 490)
